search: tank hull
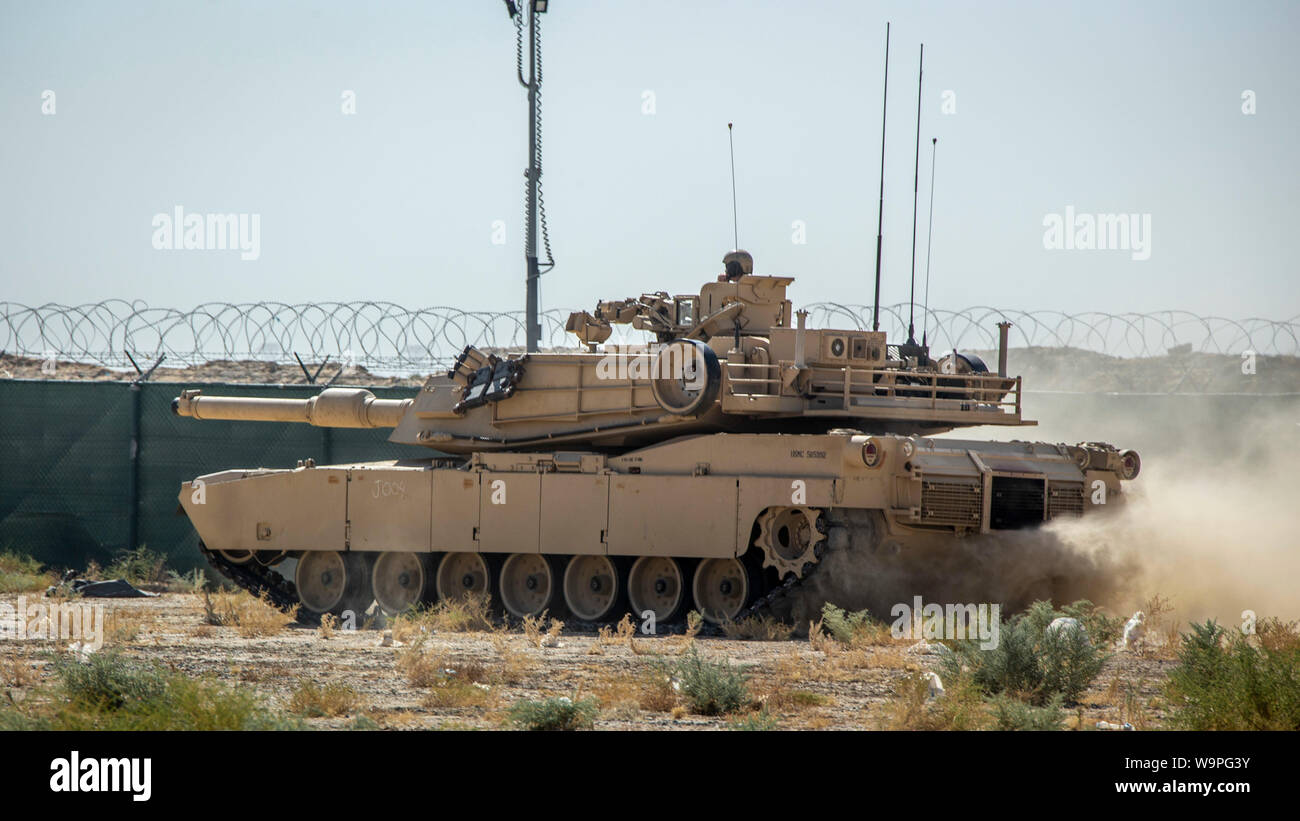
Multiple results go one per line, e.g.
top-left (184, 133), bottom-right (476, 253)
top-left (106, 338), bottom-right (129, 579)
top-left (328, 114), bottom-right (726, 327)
top-left (180, 431), bottom-right (1133, 623)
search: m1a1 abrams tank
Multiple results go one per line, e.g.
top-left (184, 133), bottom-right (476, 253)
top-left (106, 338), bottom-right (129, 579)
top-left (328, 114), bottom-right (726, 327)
top-left (173, 252), bottom-right (1141, 625)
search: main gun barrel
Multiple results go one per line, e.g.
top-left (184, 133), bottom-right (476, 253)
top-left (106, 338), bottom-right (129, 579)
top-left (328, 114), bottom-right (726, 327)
top-left (172, 387), bottom-right (411, 429)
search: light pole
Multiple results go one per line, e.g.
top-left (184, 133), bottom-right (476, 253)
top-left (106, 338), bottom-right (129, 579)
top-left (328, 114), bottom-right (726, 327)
top-left (506, 0), bottom-right (551, 352)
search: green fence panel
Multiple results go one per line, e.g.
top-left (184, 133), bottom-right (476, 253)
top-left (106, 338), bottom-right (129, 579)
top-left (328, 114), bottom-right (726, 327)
top-left (0, 381), bottom-right (424, 573)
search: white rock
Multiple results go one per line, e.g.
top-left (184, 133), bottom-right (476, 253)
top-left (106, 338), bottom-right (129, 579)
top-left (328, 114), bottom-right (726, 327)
top-left (1047, 617), bottom-right (1090, 645)
top-left (1122, 611), bottom-right (1146, 650)
top-left (66, 641), bottom-right (96, 663)
top-left (925, 671), bottom-right (945, 700)
top-left (1096, 720), bottom-right (1135, 731)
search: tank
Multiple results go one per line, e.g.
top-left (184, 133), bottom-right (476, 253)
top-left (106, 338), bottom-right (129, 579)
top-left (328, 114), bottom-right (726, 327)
top-left (173, 258), bottom-right (1141, 625)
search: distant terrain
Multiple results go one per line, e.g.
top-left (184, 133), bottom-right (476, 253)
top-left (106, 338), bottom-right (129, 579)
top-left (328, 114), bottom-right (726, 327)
top-left (3, 347), bottom-right (1298, 394)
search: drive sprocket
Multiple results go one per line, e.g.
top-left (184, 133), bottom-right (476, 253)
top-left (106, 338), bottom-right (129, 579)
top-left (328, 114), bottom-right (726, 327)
top-left (754, 506), bottom-right (826, 579)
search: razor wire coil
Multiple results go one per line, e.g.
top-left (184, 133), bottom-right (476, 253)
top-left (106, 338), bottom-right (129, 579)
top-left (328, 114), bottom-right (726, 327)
top-left (1, 300), bottom-right (1295, 375)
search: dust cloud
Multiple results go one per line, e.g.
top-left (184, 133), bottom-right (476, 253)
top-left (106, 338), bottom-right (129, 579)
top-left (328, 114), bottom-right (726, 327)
top-left (789, 391), bottom-right (1300, 626)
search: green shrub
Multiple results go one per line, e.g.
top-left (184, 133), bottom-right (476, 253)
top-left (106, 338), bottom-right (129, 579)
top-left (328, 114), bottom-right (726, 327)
top-left (673, 648), bottom-right (750, 716)
top-left (990, 693), bottom-right (1066, 731)
top-left (940, 599), bottom-right (1109, 705)
top-left (1060, 599), bottom-right (1123, 646)
top-left (1, 650), bottom-right (297, 730)
top-left (1165, 620), bottom-right (1300, 730)
top-left (55, 651), bottom-right (167, 709)
top-left (104, 546), bottom-right (168, 585)
top-left (0, 552), bottom-right (56, 593)
top-left (728, 708), bottom-right (779, 731)
top-left (819, 602), bottom-right (883, 644)
top-left (508, 696), bottom-right (599, 731)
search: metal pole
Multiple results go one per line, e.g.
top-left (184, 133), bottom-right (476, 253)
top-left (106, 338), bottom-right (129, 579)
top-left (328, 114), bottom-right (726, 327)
top-left (907, 44), bottom-right (923, 345)
top-left (922, 137), bottom-right (937, 347)
top-left (127, 382), bottom-right (141, 552)
top-left (728, 123), bottom-right (739, 249)
top-left (524, 3), bottom-right (540, 352)
top-left (871, 22), bottom-right (890, 333)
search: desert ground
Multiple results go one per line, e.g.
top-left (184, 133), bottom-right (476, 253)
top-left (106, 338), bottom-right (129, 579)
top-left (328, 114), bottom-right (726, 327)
top-left (0, 589), bottom-right (1179, 730)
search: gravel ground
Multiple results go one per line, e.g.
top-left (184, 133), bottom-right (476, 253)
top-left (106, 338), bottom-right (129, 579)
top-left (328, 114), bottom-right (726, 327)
top-left (0, 592), bottom-right (1178, 730)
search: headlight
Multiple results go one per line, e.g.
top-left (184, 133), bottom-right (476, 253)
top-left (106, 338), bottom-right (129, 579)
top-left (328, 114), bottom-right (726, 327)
top-left (1119, 449), bottom-right (1141, 480)
top-left (861, 438), bottom-right (885, 468)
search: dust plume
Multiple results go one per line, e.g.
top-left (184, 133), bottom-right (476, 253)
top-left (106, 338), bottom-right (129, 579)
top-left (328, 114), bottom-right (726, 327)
top-left (788, 391), bottom-right (1300, 626)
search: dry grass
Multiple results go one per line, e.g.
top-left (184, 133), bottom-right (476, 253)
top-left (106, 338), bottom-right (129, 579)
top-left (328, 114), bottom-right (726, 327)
top-left (423, 679), bottom-right (496, 710)
top-left (593, 614), bottom-right (653, 655)
top-left (489, 634), bottom-right (533, 684)
top-left (104, 609), bottom-right (146, 645)
top-left (395, 639), bottom-right (499, 710)
top-left (202, 589), bottom-right (298, 637)
top-left (389, 594), bottom-right (496, 641)
top-left (317, 613), bottom-right (338, 639)
top-left (761, 687), bottom-right (832, 712)
top-left (1116, 675), bottom-right (1155, 730)
top-left (397, 631), bottom-right (525, 702)
top-left (521, 613), bottom-right (563, 648)
top-left (1138, 594), bottom-right (1180, 659)
top-left (721, 614), bottom-right (795, 642)
top-left (1257, 617), bottom-right (1300, 653)
top-left (1, 658), bottom-right (40, 688)
top-left (808, 617), bottom-right (837, 655)
top-left (288, 679), bottom-right (363, 717)
top-left (587, 665), bottom-right (679, 714)
top-left (879, 671), bottom-right (990, 730)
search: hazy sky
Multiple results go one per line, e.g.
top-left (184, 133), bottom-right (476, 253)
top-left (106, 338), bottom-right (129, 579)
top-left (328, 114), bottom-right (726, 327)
top-left (1, 0), bottom-right (1296, 321)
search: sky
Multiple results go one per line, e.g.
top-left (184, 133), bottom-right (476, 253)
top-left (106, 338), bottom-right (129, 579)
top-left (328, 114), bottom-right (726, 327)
top-left (1, 0), bottom-right (1297, 321)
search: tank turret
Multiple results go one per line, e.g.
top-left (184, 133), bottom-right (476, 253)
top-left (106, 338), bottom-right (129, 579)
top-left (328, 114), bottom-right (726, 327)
top-left (175, 258), bottom-right (1029, 454)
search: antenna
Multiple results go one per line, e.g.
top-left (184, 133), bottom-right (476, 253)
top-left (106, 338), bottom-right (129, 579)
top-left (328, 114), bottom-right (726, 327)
top-left (728, 122), bottom-right (739, 249)
top-left (906, 43), bottom-right (923, 347)
top-left (922, 137), bottom-right (937, 348)
top-left (870, 22), bottom-right (890, 333)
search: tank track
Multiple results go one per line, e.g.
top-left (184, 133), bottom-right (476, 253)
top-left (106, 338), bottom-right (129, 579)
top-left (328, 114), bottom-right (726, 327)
top-left (198, 506), bottom-right (868, 629)
top-left (733, 506), bottom-right (858, 623)
top-left (199, 544), bottom-right (304, 616)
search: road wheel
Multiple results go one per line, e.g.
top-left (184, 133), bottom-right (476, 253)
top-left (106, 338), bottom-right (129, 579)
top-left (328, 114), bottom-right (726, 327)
top-left (295, 551), bottom-right (372, 616)
top-left (498, 553), bottom-right (561, 619)
top-left (435, 552), bottom-right (492, 604)
top-left (562, 555), bottom-right (626, 622)
top-left (627, 556), bottom-right (686, 625)
top-left (372, 551), bottom-right (433, 615)
top-left (692, 557), bottom-right (755, 624)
